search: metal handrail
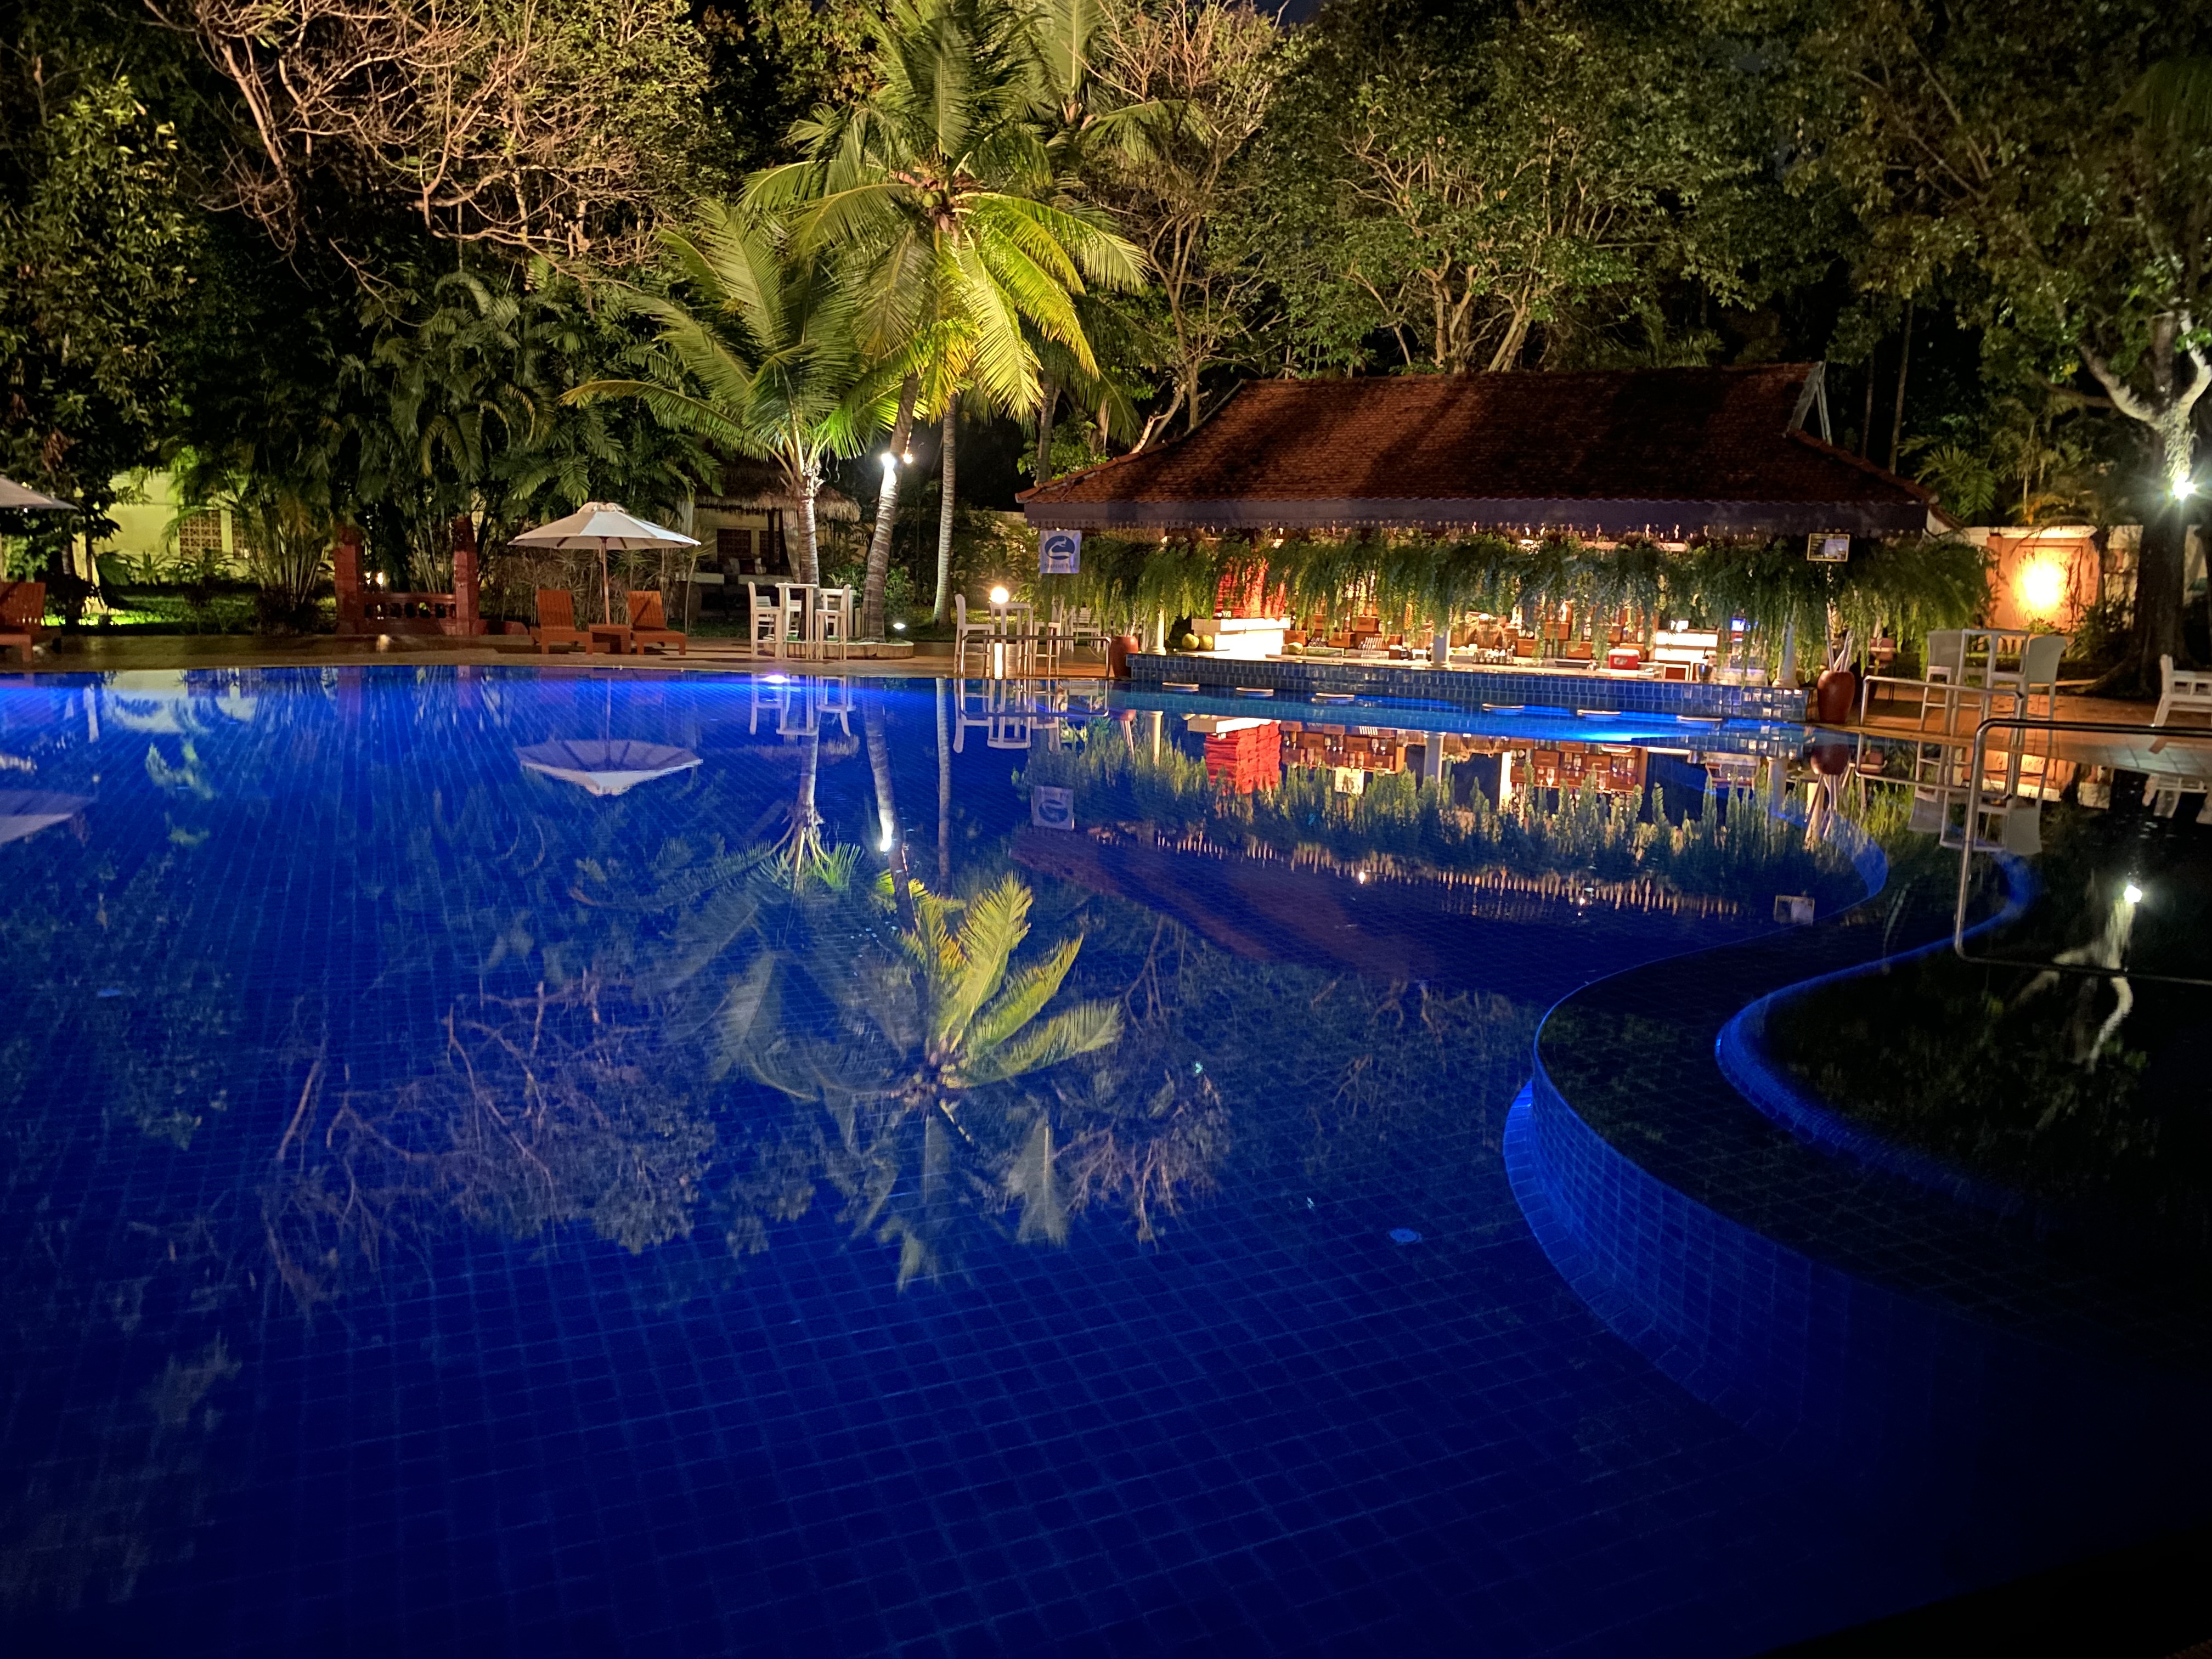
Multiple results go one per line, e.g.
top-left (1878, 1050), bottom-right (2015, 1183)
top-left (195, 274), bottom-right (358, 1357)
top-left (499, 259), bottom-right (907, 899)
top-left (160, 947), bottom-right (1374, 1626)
top-left (1951, 714), bottom-right (2212, 986)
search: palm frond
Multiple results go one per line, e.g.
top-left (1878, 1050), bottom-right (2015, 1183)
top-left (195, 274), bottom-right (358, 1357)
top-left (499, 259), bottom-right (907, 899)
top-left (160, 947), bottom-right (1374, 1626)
top-left (962, 998), bottom-right (1122, 1084)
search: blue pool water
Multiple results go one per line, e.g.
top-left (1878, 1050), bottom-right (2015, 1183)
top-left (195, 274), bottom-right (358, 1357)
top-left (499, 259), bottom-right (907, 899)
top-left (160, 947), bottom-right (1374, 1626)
top-left (0, 669), bottom-right (1954, 1655)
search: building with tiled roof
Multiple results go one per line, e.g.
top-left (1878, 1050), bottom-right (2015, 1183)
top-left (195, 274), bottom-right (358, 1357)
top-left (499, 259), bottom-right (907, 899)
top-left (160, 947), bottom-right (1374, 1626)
top-left (1019, 364), bottom-right (1944, 540)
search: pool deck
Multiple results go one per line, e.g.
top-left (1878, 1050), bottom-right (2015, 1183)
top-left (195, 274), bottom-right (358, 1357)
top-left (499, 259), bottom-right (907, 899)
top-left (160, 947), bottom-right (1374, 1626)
top-left (2, 633), bottom-right (1104, 678)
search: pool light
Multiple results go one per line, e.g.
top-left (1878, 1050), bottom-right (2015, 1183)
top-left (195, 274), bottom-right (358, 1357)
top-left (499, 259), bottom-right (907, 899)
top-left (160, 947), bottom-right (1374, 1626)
top-left (765, 672), bottom-right (789, 684)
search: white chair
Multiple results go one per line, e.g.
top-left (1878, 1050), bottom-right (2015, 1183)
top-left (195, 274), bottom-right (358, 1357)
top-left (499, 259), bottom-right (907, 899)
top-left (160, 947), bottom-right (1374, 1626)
top-left (813, 675), bottom-right (855, 736)
top-left (953, 594), bottom-right (990, 674)
top-left (778, 584), bottom-right (814, 661)
top-left (952, 678), bottom-right (992, 752)
top-left (1917, 629), bottom-right (1967, 732)
top-left (814, 586), bottom-right (853, 663)
top-left (2150, 653), bottom-right (2212, 752)
top-left (1984, 633), bottom-right (2067, 719)
top-left (748, 582), bottom-right (782, 659)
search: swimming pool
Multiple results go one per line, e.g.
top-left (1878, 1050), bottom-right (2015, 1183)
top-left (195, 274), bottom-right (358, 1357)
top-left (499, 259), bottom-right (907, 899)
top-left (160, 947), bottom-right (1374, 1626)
top-left (0, 668), bottom-right (2057, 1654)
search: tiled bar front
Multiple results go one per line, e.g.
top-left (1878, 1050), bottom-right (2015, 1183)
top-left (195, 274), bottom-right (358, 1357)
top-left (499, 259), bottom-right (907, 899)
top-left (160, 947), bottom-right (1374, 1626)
top-left (1127, 652), bottom-right (1808, 721)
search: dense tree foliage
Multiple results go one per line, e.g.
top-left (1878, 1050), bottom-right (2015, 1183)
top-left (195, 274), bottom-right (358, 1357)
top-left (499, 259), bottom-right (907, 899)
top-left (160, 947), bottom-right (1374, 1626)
top-left (1, 0), bottom-right (2205, 664)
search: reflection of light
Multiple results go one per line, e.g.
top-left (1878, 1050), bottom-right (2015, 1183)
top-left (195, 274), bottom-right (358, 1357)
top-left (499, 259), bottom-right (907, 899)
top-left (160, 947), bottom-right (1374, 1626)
top-left (764, 673), bottom-right (789, 684)
top-left (2125, 882), bottom-right (2143, 904)
top-left (989, 585), bottom-right (1011, 605)
top-left (1355, 870), bottom-right (1369, 884)
top-left (2018, 560), bottom-right (2066, 617)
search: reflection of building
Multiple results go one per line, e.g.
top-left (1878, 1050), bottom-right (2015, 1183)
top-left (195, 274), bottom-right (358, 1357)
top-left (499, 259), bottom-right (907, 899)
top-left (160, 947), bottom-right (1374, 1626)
top-left (1285, 725), bottom-right (1406, 775)
top-left (689, 459), bottom-right (861, 622)
top-left (1198, 718), bottom-right (1281, 794)
top-left (1525, 746), bottom-right (1647, 793)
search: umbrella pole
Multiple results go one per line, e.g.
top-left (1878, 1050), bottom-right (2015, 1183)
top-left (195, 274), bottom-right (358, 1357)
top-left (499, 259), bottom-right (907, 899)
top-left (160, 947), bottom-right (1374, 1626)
top-left (600, 541), bottom-right (613, 624)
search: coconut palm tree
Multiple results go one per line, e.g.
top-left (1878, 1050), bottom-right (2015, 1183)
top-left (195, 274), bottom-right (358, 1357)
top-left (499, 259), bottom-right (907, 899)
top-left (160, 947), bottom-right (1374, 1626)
top-left (718, 874), bottom-right (1121, 1284)
top-left (566, 202), bottom-right (891, 585)
top-left (748, 0), bottom-right (1147, 636)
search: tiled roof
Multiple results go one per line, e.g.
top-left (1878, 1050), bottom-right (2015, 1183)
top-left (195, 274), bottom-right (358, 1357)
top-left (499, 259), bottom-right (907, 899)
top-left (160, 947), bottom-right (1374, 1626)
top-left (1019, 365), bottom-right (1939, 537)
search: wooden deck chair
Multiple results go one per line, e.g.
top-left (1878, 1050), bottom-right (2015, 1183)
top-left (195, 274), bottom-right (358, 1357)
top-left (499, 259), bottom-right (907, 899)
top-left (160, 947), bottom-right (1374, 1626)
top-left (532, 589), bottom-right (588, 653)
top-left (0, 581), bottom-right (48, 663)
top-left (625, 590), bottom-right (687, 655)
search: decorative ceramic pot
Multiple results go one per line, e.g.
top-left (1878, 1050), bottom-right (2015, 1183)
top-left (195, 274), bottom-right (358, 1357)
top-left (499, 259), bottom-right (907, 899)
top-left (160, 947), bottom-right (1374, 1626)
top-left (1814, 665), bottom-right (1858, 725)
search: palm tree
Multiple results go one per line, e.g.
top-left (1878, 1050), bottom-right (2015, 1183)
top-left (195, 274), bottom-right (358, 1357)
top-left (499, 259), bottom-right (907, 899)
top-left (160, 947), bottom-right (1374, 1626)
top-left (719, 874), bottom-right (1122, 1284)
top-left (749, 0), bottom-right (1148, 635)
top-left (566, 202), bottom-right (891, 585)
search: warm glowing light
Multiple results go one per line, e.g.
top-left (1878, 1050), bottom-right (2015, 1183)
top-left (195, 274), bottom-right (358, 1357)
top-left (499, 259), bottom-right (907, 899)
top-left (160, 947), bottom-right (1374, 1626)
top-left (891, 620), bottom-right (907, 632)
top-left (2017, 560), bottom-right (2067, 617)
top-left (1355, 870), bottom-right (1370, 884)
top-left (2177, 478), bottom-right (2199, 498)
top-left (901, 449), bottom-right (915, 464)
top-left (989, 585), bottom-right (1011, 605)
top-left (2125, 882), bottom-right (2143, 904)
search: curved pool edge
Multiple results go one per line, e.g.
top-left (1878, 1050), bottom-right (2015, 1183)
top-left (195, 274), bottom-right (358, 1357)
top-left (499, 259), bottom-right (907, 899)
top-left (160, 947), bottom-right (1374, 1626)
top-left (1714, 853), bottom-right (2043, 1222)
top-left (1506, 1053), bottom-right (2212, 1583)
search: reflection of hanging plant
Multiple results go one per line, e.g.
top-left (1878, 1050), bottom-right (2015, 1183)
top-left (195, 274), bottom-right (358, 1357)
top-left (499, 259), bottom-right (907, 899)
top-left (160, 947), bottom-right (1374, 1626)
top-left (719, 877), bottom-right (1123, 1285)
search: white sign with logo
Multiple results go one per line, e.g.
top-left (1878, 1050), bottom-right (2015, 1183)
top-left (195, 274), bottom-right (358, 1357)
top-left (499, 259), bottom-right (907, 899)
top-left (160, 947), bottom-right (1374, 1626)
top-left (1039, 528), bottom-right (1082, 574)
top-left (1031, 785), bottom-right (1075, 831)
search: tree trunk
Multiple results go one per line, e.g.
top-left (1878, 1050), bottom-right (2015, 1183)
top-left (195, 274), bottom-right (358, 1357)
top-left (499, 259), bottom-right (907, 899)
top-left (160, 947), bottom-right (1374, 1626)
top-left (1887, 299), bottom-right (1914, 472)
top-left (935, 677), bottom-right (952, 889)
top-left (1033, 376), bottom-right (1057, 482)
top-left (932, 395), bottom-right (957, 627)
top-left (2135, 505), bottom-right (2189, 684)
top-left (786, 455), bottom-right (822, 586)
top-left (861, 375), bottom-right (920, 640)
top-left (864, 699), bottom-right (916, 932)
top-left (2081, 315), bottom-right (2208, 681)
top-left (1859, 347), bottom-right (1877, 458)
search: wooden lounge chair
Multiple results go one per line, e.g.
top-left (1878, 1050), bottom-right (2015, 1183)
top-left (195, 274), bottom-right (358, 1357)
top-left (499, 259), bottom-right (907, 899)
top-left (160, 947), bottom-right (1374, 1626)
top-left (532, 589), bottom-right (589, 653)
top-left (0, 581), bottom-right (47, 663)
top-left (625, 590), bottom-right (687, 656)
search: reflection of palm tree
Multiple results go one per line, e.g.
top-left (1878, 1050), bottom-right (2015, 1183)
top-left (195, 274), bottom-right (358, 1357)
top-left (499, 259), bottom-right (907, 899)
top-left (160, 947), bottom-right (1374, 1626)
top-left (721, 876), bottom-right (1120, 1284)
top-left (766, 725), bottom-right (855, 891)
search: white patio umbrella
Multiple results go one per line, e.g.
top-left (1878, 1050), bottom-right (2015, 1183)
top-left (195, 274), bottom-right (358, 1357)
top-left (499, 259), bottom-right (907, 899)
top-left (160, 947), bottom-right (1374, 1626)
top-left (0, 477), bottom-right (77, 512)
top-left (507, 502), bottom-right (697, 624)
top-left (0, 791), bottom-right (92, 847)
top-left (516, 740), bottom-right (702, 798)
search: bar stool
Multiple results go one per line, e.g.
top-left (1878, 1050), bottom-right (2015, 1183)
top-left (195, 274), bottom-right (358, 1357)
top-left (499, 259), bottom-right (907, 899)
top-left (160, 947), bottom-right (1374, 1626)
top-left (748, 582), bottom-right (782, 658)
top-left (814, 586), bottom-right (853, 662)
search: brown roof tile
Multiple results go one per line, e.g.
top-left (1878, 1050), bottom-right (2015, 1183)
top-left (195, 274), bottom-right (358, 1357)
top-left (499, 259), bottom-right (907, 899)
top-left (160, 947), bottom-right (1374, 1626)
top-left (1020, 365), bottom-right (1938, 537)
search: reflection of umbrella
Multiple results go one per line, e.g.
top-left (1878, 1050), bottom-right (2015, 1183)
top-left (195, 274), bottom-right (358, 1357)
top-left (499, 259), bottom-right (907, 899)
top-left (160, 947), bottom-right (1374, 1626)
top-left (507, 502), bottom-right (697, 624)
top-left (0, 790), bottom-right (91, 845)
top-left (0, 476), bottom-right (77, 512)
top-left (516, 740), bottom-right (701, 797)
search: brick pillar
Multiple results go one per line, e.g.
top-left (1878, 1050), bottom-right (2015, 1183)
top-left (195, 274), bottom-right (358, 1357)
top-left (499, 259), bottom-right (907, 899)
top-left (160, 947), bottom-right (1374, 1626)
top-left (334, 525), bottom-right (366, 635)
top-left (450, 514), bottom-right (481, 635)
